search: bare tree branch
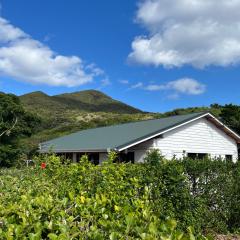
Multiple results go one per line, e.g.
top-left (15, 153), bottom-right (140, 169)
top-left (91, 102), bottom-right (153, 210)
top-left (0, 117), bottom-right (18, 138)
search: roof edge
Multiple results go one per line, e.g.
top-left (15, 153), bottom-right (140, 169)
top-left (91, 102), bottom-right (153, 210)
top-left (39, 148), bottom-right (109, 153)
top-left (205, 113), bottom-right (240, 143)
top-left (117, 112), bottom-right (240, 151)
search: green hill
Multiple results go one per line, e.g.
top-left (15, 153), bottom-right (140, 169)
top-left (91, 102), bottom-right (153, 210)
top-left (19, 90), bottom-right (155, 153)
top-left (20, 90), bottom-right (142, 115)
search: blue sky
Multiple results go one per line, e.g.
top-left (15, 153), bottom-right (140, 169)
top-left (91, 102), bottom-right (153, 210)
top-left (0, 0), bottom-right (240, 112)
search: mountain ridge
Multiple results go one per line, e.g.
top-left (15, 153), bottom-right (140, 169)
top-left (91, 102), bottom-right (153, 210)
top-left (20, 90), bottom-right (143, 114)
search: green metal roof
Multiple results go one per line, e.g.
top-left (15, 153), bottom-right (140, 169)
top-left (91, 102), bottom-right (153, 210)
top-left (40, 112), bottom-right (207, 153)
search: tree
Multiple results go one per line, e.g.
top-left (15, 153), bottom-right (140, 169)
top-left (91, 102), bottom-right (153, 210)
top-left (0, 93), bottom-right (40, 167)
top-left (220, 104), bottom-right (240, 135)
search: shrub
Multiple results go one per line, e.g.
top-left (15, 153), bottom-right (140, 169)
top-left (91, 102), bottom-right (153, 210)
top-left (1, 153), bottom-right (239, 238)
top-left (144, 149), bottom-right (164, 165)
top-left (0, 154), bottom-right (208, 239)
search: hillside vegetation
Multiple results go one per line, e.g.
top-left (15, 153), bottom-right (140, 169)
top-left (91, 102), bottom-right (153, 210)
top-left (20, 90), bottom-right (142, 115)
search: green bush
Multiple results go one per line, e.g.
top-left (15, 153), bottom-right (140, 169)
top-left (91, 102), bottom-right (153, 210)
top-left (182, 157), bottom-right (240, 233)
top-left (144, 149), bottom-right (164, 165)
top-left (1, 152), bottom-right (239, 239)
top-left (0, 154), bottom-right (208, 239)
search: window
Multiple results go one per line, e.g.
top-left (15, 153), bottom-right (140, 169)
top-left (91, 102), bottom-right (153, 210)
top-left (76, 153), bottom-right (85, 162)
top-left (198, 153), bottom-right (207, 160)
top-left (187, 153), bottom-right (207, 160)
top-left (88, 153), bottom-right (100, 165)
top-left (65, 153), bottom-right (73, 160)
top-left (119, 152), bottom-right (135, 163)
top-left (56, 153), bottom-right (73, 161)
top-left (187, 153), bottom-right (197, 159)
top-left (225, 155), bottom-right (233, 162)
top-left (76, 153), bottom-right (100, 165)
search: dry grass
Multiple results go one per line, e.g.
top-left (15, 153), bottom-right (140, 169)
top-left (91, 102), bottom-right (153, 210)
top-left (215, 235), bottom-right (240, 240)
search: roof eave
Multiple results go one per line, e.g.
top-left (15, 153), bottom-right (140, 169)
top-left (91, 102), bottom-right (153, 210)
top-left (38, 148), bottom-right (110, 153)
top-left (116, 112), bottom-right (240, 151)
top-left (205, 113), bottom-right (240, 143)
top-left (116, 112), bottom-right (209, 151)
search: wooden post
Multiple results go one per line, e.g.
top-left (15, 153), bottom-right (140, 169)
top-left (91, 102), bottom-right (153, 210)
top-left (73, 153), bottom-right (77, 163)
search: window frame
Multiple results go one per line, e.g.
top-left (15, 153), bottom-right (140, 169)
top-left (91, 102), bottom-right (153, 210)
top-left (187, 152), bottom-right (208, 160)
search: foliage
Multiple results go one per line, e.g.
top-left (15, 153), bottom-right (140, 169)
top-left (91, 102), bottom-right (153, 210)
top-left (2, 152), bottom-right (240, 238)
top-left (160, 103), bottom-right (240, 135)
top-left (181, 158), bottom-right (240, 233)
top-left (0, 93), bottom-right (40, 167)
top-left (143, 152), bottom-right (240, 233)
top-left (144, 149), bottom-right (164, 165)
top-left (20, 90), bottom-right (142, 115)
top-left (219, 104), bottom-right (240, 135)
top-left (0, 154), bottom-right (209, 239)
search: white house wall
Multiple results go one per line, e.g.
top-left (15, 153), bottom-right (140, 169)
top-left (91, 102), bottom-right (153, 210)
top-left (130, 117), bottom-right (238, 162)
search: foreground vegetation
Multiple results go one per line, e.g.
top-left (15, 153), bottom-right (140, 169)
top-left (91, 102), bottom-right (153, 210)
top-left (1, 152), bottom-right (240, 239)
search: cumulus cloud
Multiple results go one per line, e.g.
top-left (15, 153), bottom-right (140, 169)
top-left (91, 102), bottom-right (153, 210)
top-left (166, 78), bottom-right (205, 95)
top-left (0, 17), bottom-right (104, 87)
top-left (145, 78), bottom-right (206, 95)
top-left (129, 0), bottom-right (240, 68)
top-left (130, 78), bottom-right (205, 96)
top-left (86, 63), bottom-right (105, 76)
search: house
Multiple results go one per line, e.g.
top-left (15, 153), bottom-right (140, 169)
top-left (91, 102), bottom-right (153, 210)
top-left (39, 112), bottom-right (240, 163)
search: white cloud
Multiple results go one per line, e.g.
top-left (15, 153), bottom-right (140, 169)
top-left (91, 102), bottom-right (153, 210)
top-left (100, 77), bottom-right (111, 86)
top-left (119, 79), bottom-right (129, 84)
top-left (167, 93), bottom-right (180, 100)
top-left (144, 84), bottom-right (165, 91)
top-left (130, 78), bottom-right (205, 96)
top-left (86, 63), bottom-right (105, 76)
top-left (0, 17), bottom-right (104, 87)
top-left (144, 78), bottom-right (205, 95)
top-left (129, 0), bottom-right (240, 68)
top-left (43, 34), bottom-right (55, 42)
top-left (130, 82), bottom-right (143, 89)
top-left (167, 78), bottom-right (205, 95)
